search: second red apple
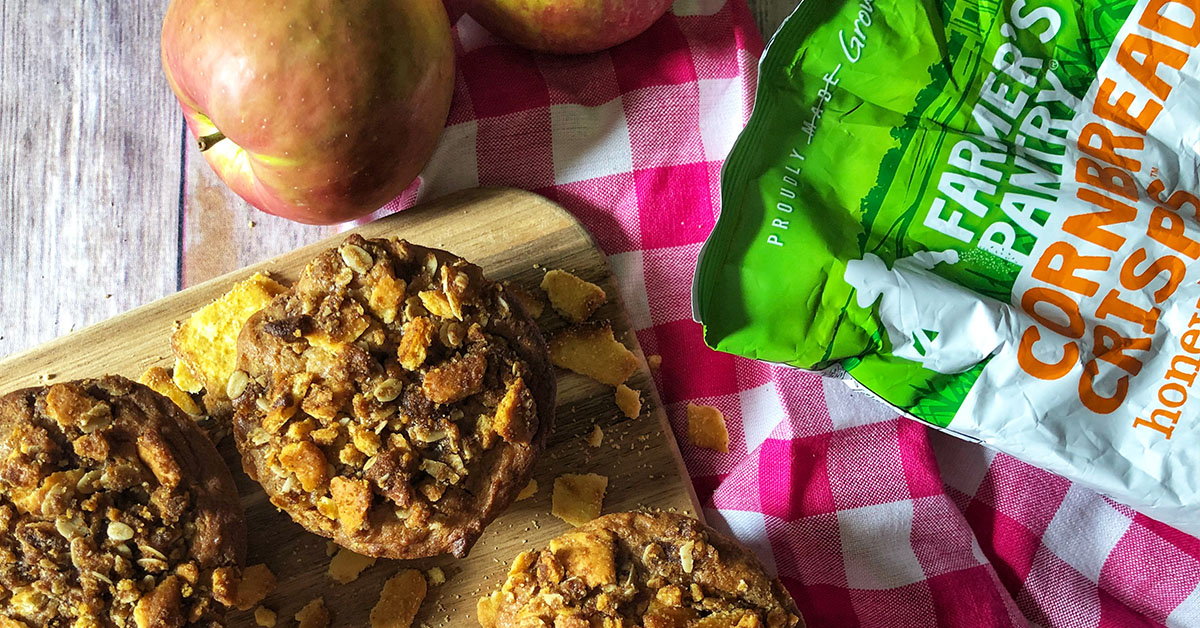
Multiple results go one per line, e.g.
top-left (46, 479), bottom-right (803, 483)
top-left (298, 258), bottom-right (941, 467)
top-left (460, 0), bottom-right (674, 54)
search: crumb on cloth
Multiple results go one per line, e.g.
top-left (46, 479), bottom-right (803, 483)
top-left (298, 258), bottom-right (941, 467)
top-left (687, 403), bottom-right (729, 453)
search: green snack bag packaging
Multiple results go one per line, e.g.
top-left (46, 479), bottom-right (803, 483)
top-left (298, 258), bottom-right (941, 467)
top-left (694, 0), bottom-right (1200, 534)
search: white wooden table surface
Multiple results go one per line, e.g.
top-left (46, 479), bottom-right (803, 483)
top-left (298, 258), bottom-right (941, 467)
top-left (0, 2), bottom-right (795, 360)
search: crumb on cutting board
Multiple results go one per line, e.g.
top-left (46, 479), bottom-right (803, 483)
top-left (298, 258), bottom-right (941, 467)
top-left (516, 479), bottom-right (538, 501)
top-left (295, 597), bottom-right (329, 628)
top-left (549, 323), bottom-right (637, 386)
top-left (328, 547), bottom-right (377, 584)
top-left (541, 269), bottom-right (606, 323)
top-left (369, 569), bottom-right (427, 628)
top-left (426, 566), bottom-right (446, 587)
top-left (587, 424), bottom-right (604, 448)
top-left (687, 403), bottom-right (730, 453)
top-left (253, 607), bottom-right (276, 627)
top-left (234, 563), bottom-right (277, 611)
top-left (552, 473), bottom-right (608, 527)
top-left (615, 384), bottom-right (641, 419)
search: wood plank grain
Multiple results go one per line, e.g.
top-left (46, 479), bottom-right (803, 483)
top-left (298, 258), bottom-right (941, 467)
top-left (0, 187), bottom-right (698, 627)
top-left (0, 1), bottom-right (183, 360)
top-left (181, 139), bottom-right (344, 286)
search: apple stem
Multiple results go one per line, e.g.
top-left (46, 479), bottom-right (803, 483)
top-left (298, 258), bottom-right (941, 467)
top-left (197, 131), bottom-right (226, 152)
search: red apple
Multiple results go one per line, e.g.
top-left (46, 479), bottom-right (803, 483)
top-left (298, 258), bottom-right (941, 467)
top-left (459, 0), bottom-right (674, 54)
top-left (161, 0), bottom-right (455, 225)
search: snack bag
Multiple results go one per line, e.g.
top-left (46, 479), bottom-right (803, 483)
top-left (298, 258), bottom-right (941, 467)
top-left (694, 0), bottom-right (1200, 534)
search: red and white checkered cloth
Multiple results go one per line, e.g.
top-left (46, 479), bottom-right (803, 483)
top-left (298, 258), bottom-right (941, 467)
top-left (384, 1), bottom-right (1200, 625)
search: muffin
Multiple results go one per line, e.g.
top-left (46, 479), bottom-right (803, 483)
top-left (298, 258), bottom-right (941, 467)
top-left (0, 376), bottom-right (246, 628)
top-left (478, 512), bottom-right (804, 628)
top-left (231, 235), bottom-right (555, 559)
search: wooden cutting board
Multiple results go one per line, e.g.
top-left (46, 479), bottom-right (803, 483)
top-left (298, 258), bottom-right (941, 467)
top-left (0, 187), bottom-right (699, 626)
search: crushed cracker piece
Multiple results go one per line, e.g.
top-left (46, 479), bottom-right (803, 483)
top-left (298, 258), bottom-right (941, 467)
top-left (647, 354), bottom-right (662, 370)
top-left (549, 529), bottom-right (617, 588)
top-left (171, 272), bottom-right (286, 400)
top-left (370, 569), bottom-right (427, 628)
top-left (549, 323), bottom-right (637, 386)
top-left (614, 384), bottom-right (641, 419)
top-left (328, 548), bottom-right (377, 584)
top-left (295, 597), bottom-right (329, 628)
top-left (492, 378), bottom-right (535, 443)
top-left (172, 360), bottom-right (204, 394)
top-left (552, 473), bottom-right (608, 527)
top-left (426, 566), bottom-right (446, 586)
top-left (138, 366), bottom-right (203, 416)
top-left (234, 563), bottom-right (276, 611)
top-left (541, 269), bottom-right (607, 323)
top-left (516, 479), bottom-right (538, 501)
top-left (687, 403), bottom-right (730, 453)
top-left (330, 476), bottom-right (371, 532)
top-left (586, 424), bottom-right (604, 448)
top-left (278, 441), bottom-right (328, 492)
top-left (397, 316), bottom-right (437, 370)
top-left (254, 606), bottom-right (277, 627)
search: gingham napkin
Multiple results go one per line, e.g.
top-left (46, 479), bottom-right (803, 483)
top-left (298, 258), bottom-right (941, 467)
top-left (381, 1), bottom-right (1200, 625)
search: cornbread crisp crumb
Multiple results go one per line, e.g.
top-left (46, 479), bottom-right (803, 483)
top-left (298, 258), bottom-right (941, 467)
top-left (549, 323), bottom-right (637, 386)
top-left (295, 598), bottom-right (329, 628)
top-left (587, 424), bottom-right (604, 448)
top-left (426, 566), bottom-right (446, 586)
top-left (138, 366), bottom-right (202, 416)
top-left (171, 272), bottom-right (286, 400)
top-left (234, 564), bottom-right (277, 611)
top-left (647, 354), bottom-right (662, 370)
top-left (550, 530), bottom-right (617, 588)
top-left (254, 607), bottom-right (277, 627)
top-left (516, 479), bottom-right (538, 501)
top-left (687, 403), bottom-right (730, 453)
top-left (552, 473), bottom-right (608, 527)
top-left (330, 476), bottom-right (372, 532)
top-left (370, 570), bottom-right (426, 628)
top-left (172, 360), bottom-right (204, 394)
top-left (614, 384), bottom-right (641, 419)
top-left (328, 548), bottom-right (377, 584)
top-left (541, 269), bottom-right (606, 322)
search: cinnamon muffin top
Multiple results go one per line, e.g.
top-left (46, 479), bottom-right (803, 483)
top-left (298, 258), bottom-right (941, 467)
top-left (0, 376), bottom-right (246, 628)
top-left (232, 235), bottom-right (555, 559)
top-left (478, 512), bottom-right (804, 628)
